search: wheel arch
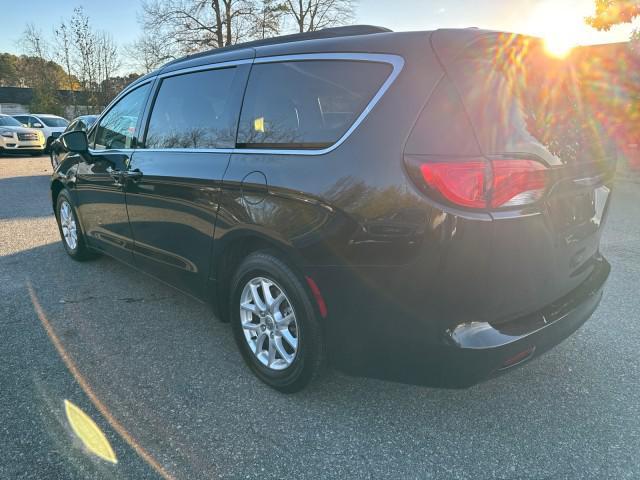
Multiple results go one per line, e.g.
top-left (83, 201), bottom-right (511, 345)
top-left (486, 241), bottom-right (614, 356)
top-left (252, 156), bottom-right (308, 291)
top-left (51, 179), bottom-right (65, 212)
top-left (212, 229), bottom-right (306, 323)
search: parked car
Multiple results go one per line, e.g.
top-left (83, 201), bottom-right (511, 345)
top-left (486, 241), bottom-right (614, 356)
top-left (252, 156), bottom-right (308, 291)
top-left (50, 26), bottom-right (613, 392)
top-left (50, 115), bottom-right (98, 168)
top-left (0, 114), bottom-right (46, 155)
top-left (13, 113), bottom-right (69, 152)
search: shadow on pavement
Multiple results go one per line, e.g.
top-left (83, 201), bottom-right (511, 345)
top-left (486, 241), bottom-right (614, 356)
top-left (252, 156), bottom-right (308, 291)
top-left (2, 234), bottom-right (639, 478)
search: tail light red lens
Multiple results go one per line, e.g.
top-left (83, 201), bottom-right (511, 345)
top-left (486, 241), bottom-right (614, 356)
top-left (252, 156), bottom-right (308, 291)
top-left (419, 161), bottom-right (487, 209)
top-left (490, 160), bottom-right (547, 208)
top-left (418, 159), bottom-right (548, 210)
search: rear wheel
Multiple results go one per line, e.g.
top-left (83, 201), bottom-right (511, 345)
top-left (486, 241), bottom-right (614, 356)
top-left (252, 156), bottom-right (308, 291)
top-left (230, 252), bottom-right (325, 392)
top-left (55, 189), bottom-right (98, 261)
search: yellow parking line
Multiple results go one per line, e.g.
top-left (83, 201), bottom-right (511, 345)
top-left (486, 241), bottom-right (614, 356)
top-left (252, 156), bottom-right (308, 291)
top-left (27, 280), bottom-right (175, 480)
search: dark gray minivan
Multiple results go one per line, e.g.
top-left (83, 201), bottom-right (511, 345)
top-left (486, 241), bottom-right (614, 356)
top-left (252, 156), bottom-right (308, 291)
top-left (51, 26), bottom-right (613, 391)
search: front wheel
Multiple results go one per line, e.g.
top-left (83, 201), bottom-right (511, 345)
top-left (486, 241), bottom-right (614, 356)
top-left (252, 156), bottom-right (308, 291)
top-left (230, 252), bottom-right (325, 393)
top-left (55, 189), bottom-right (98, 261)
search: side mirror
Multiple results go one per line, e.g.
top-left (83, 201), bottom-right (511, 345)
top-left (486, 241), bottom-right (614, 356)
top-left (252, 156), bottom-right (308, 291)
top-left (60, 130), bottom-right (89, 153)
top-left (33, 122), bottom-right (44, 128)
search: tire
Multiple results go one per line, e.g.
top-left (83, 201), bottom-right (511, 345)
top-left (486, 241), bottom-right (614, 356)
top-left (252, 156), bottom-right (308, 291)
top-left (31, 150), bottom-right (44, 157)
top-left (230, 251), bottom-right (325, 393)
top-left (55, 189), bottom-right (98, 261)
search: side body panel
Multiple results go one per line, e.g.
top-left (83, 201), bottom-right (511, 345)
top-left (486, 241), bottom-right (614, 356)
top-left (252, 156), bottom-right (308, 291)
top-left (74, 149), bottom-right (136, 262)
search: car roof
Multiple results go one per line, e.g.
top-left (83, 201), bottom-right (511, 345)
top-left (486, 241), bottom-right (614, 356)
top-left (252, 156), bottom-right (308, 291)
top-left (31, 114), bottom-right (65, 118)
top-left (123, 26), bottom-right (520, 92)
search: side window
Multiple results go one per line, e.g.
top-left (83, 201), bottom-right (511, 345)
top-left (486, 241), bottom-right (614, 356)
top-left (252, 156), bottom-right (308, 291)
top-left (29, 116), bottom-right (41, 127)
top-left (66, 120), bottom-right (78, 133)
top-left (94, 83), bottom-right (151, 150)
top-left (144, 68), bottom-right (238, 149)
top-left (237, 60), bottom-right (392, 149)
top-left (14, 116), bottom-right (28, 126)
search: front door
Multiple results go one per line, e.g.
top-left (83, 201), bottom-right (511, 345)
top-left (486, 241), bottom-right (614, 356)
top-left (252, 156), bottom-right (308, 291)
top-left (74, 82), bottom-right (152, 263)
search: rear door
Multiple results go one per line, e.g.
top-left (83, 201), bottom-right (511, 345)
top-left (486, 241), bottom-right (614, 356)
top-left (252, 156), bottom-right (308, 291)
top-left (126, 64), bottom-right (250, 298)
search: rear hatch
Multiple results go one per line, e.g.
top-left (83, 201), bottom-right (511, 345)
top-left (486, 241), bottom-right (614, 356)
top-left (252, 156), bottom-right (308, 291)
top-left (431, 30), bottom-right (615, 321)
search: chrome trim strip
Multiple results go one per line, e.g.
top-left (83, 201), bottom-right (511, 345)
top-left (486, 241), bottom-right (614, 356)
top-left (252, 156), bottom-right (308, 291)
top-left (244, 53), bottom-right (404, 156)
top-left (88, 148), bottom-right (135, 156)
top-left (135, 148), bottom-right (235, 154)
top-left (158, 59), bottom-right (253, 79)
top-left (137, 53), bottom-right (404, 156)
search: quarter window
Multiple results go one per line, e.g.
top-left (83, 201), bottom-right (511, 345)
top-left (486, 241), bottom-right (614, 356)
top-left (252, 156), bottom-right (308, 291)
top-left (94, 83), bottom-right (151, 150)
top-left (144, 68), bottom-right (239, 149)
top-left (237, 60), bottom-right (392, 149)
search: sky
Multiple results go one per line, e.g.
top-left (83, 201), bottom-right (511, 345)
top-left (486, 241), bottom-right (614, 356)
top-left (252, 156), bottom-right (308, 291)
top-left (0, 0), bottom-right (634, 57)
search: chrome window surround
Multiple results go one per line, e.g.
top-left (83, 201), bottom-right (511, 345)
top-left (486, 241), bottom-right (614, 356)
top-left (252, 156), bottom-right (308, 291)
top-left (91, 53), bottom-right (404, 156)
top-left (88, 79), bottom-right (155, 155)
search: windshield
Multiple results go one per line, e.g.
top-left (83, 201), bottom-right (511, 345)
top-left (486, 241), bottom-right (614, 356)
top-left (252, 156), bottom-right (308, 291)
top-left (40, 117), bottom-right (69, 127)
top-left (0, 116), bottom-right (23, 127)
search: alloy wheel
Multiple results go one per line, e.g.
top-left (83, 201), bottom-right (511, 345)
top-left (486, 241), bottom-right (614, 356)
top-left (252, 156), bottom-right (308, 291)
top-left (239, 277), bottom-right (299, 371)
top-left (59, 200), bottom-right (78, 250)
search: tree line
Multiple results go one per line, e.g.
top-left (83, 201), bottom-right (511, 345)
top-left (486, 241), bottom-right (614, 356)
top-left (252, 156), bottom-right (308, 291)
top-left (0, 0), bottom-right (635, 118)
top-left (0, 0), bottom-right (355, 117)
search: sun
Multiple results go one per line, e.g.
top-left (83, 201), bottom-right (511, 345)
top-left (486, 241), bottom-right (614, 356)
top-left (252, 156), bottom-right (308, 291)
top-left (529, 1), bottom-right (582, 58)
top-left (544, 35), bottom-right (575, 58)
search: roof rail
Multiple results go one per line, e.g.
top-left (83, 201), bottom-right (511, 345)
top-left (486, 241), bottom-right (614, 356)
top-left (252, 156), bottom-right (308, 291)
top-left (161, 25), bottom-right (392, 69)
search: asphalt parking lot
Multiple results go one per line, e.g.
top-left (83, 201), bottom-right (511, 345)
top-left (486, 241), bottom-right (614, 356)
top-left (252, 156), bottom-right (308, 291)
top-left (1, 154), bottom-right (639, 479)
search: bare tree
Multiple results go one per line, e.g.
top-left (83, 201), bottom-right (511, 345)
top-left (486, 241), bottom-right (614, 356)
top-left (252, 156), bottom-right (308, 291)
top-left (253, 0), bottom-right (287, 39)
top-left (69, 7), bottom-right (97, 95)
top-left (54, 22), bottom-right (75, 91)
top-left (125, 31), bottom-right (179, 73)
top-left (21, 23), bottom-right (50, 60)
top-left (284, 0), bottom-right (355, 33)
top-left (140, 0), bottom-right (258, 54)
top-left (95, 32), bottom-right (120, 107)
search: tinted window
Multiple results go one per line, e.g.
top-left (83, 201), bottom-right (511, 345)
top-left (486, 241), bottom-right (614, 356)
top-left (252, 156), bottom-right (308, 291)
top-left (145, 68), bottom-right (238, 149)
top-left (237, 60), bottom-right (392, 149)
top-left (0, 116), bottom-right (23, 127)
top-left (94, 83), bottom-right (151, 150)
top-left (39, 117), bottom-right (68, 127)
top-left (13, 116), bottom-right (28, 126)
top-left (65, 120), bottom-right (78, 133)
top-left (448, 35), bottom-right (616, 165)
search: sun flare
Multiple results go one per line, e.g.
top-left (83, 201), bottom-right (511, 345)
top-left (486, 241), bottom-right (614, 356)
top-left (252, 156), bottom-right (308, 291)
top-left (544, 36), bottom-right (575, 58)
top-left (530, 1), bottom-right (582, 58)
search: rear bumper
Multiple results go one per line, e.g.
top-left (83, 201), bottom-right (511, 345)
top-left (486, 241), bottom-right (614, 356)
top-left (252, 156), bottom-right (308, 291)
top-left (439, 254), bottom-right (610, 386)
top-left (319, 254), bottom-right (610, 387)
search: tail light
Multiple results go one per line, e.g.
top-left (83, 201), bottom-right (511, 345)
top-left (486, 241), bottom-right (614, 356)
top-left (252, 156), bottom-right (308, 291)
top-left (412, 157), bottom-right (548, 210)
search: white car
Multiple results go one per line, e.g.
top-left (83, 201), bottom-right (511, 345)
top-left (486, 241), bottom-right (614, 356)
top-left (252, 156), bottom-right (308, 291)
top-left (0, 114), bottom-right (46, 155)
top-left (12, 113), bottom-right (69, 152)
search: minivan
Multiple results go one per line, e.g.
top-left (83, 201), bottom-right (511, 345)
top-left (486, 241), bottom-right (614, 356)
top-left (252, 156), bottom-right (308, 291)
top-left (51, 26), bottom-right (613, 392)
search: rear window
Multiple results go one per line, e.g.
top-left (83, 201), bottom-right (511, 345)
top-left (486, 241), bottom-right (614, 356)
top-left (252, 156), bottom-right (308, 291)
top-left (236, 60), bottom-right (392, 150)
top-left (446, 35), bottom-right (616, 165)
top-left (145, 68), bottom-right (240, 149)
top-left (40, 117), bottom-right (68, 127)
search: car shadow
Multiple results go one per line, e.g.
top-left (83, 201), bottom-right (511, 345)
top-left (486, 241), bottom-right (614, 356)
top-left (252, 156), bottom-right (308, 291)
top-left (0, 174), bottom-right (53, 220)
top-left (1, 236), bottom-right (632, 478)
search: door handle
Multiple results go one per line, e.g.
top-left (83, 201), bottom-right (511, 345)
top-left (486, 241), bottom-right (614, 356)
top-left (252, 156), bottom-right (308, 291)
top-left (106, 166), bottom-right (124, 182)
top-left (125, 169), bottom-right (143, 181)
